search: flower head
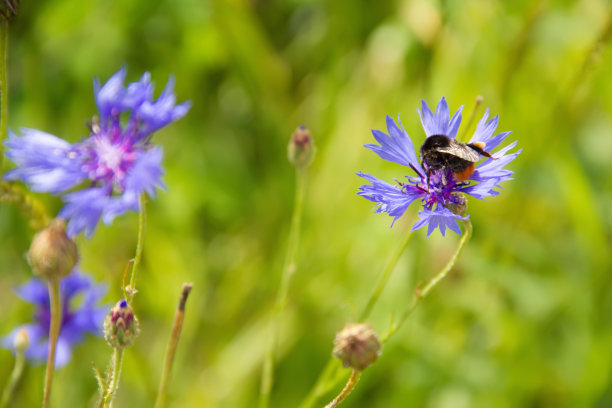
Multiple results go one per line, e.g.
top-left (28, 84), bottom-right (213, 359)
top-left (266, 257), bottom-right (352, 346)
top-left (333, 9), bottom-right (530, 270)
top-left (3, 68), bottom-right (191, 237)
top-left (358, 97), bottom-right (520, 237)
top-left (1, 272), bottom-right (108, 367)
top-left (332, 323), bottom-right (381, 371)
top-left (28, 219), bottom-right (78, 280)
top-left (287, 125), bottom-right (316, 169)
top-left (104, 299), bottom-right (140, 349)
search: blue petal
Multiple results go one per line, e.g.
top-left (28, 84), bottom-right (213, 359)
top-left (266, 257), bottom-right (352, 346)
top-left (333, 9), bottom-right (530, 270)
top-left (59, 187), bottom-right (110, 238)
top-left (61, 272), bottom-right (93, 301)
top-left (417, 99), bottom-right (436, 137)
top-left (357, 172), bottom-right (424, 225)
top-left (411, 208), bottom-right (468, 237)
top-left (417, 97), bottom-right (463, 138)
top-left (54, 337), bottom-right (73, 368)
top-left (135, 75), bottom-right (192, 138)
top-left (14, 279), bottom-right (48, 306)
top-left (2, 273), bottom-right (108, 367)
top-left (433, 97), bottom-right (450, 136)
top-left (94, 68), bottom-right (127, 121)
top-left (364, 115), bottom-right (421, 169)
top-left (3, 129), bottom-right (86, 193)
top-left (100, 147), bottom-right (165, 225)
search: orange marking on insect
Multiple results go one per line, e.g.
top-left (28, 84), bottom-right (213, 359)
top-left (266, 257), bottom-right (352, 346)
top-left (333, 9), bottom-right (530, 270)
top-left (472, 141), bottom-right (485, 149)
top-left (453, 163), bottom-right (475, 181)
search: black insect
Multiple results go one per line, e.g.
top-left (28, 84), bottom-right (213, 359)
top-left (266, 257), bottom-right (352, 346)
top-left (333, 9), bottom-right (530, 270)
top-left (420, 134), bottom-right (495, 186)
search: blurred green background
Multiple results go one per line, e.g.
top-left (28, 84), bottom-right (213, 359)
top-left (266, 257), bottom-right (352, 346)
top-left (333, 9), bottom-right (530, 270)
top-left (1, 0), bottom-right (612, 407)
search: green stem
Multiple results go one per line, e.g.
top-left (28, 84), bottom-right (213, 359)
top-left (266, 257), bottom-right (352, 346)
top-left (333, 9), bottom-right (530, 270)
top-left (323, 369), bottom-right (361, 408)
top-left (0, 349), bottom-right (25, 408)
top-left (383, 219), bottom-right (472, 343)
top-left (299, 227), bottom-right (413, 408)
top-left (42, 277), bottom-right (62, 408)
top-left (154, 283), bottom-right (193, 408)
top-left (103, 348), bottom-right (124, 408)
top-left (0, 17), bottom-right (8, 172)
top-left (259, 168), bottom-right (307, 408)
top-left (359, 229), bottom-right (413, 322)
top-left (126, 194), bottom-right (146, 303)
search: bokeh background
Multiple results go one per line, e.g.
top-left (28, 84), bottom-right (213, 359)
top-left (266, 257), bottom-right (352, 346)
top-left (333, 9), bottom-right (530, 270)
top-left (1, 0), bottom-right (612, 407)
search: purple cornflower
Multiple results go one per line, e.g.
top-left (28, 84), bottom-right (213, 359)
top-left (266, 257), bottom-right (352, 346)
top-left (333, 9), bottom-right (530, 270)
top-left (1, 272), bottom-right (107, 367)
top-left (3, 68), bottom-right (191, 237)
top-left (358, 97), bottom-right (520, 237)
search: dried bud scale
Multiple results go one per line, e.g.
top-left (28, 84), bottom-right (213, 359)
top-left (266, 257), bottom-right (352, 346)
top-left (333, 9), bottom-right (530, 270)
top-left (332, 323), bottom-right (381, 371)
top-left (104, 300), bottom-right (140, 349)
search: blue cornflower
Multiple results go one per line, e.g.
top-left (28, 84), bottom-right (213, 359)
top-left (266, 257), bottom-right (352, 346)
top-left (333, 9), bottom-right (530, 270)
top-left (3, 68), bottom-right (191, 237)
top-left (358, 97), bottom-right (520, 237)
top-left (1, 272), bottom-right (107, 367)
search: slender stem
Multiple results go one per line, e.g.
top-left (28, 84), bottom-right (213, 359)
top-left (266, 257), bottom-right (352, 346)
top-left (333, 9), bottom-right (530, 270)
top-left (42, 277), bottom-right (62, 408)
top-left (102, 195), bottom-right (145, 406)
top-left (103, 348), bottom-right (124, 408)
top-left (0, 350), bottom-right (25, 408)
top-left (323, 370), bottom-right (362, 408)
top-left (126, 194), bottom-right (146, 303)
top-left (154, 283), bottom-right (193, 408)
top-left (0, 17), bottom-right (8, 171)
top-left (359, 229), bottom-right (413, 321)
top-left (383, 219), bottom-right (472, 342)
top-left (299, 226), bottom-right (413, 408)
top-left (457, 96), bottom-right (483, 142)
top-left (259, 168), bottom-right (307, 408)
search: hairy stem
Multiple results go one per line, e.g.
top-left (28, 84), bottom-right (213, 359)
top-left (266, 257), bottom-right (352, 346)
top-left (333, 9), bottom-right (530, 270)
top-left (383, 219), bottom-right (472, 342)
top-left (323, 370), bottom-right (362, 408)
top-left (154, 283), bottom-right (193, 408)
top-left (126, 194), bottom-right (146, 303)
top-left (103, 348), bottom-right (124, 408)
top-left (359, 229), bottom-right (413, 321)
top-left (42, 277), bottom-right (61, 408)
top-left (259, 168), bottom-right (307, 408)
top-left (299, 227), bottom-right (412, 408)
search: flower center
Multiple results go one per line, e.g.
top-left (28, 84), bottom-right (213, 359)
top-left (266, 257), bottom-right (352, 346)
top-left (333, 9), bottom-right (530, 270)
top-left (83, 132), bottom-right (138, 193)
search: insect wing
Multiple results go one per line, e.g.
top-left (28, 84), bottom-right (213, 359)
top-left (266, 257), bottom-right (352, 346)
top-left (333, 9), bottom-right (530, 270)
top-left (436, 140), bottom-right (480, 162)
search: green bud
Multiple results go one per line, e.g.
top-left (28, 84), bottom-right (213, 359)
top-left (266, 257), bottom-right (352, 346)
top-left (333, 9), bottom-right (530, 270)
top-left (287, 125), bottom-right (315, 169)
top-left (28, 219), bottom-right (78, 280)
top-left (104, 300), bottom-right (140, 349)
top-left (13, 328), bottom-right (29, 354)
top-left (332, 323), bottom-right (381, 371)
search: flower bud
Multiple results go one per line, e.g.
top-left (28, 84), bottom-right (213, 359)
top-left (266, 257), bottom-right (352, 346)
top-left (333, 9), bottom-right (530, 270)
top-left (332, 323), bottom-right (381, 371)
top-left (104, 300), bottom-right (140, 349)
top-left (28, 219), bottom-right (78, 280)
top-left (287, 125), bottom-right (315, 169)
top-left (445, 192), bottom-right (468, 216)
top-left (13, 328), bottom-right (29, 354)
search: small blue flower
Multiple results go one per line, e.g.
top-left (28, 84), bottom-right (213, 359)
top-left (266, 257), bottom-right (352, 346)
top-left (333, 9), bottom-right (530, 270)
top-left (3, 68), bottom-right (191, 237)
top-left (358, 97), bottom-right (520, 237)
top-left (1, 272), bottom-right (108, 368)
